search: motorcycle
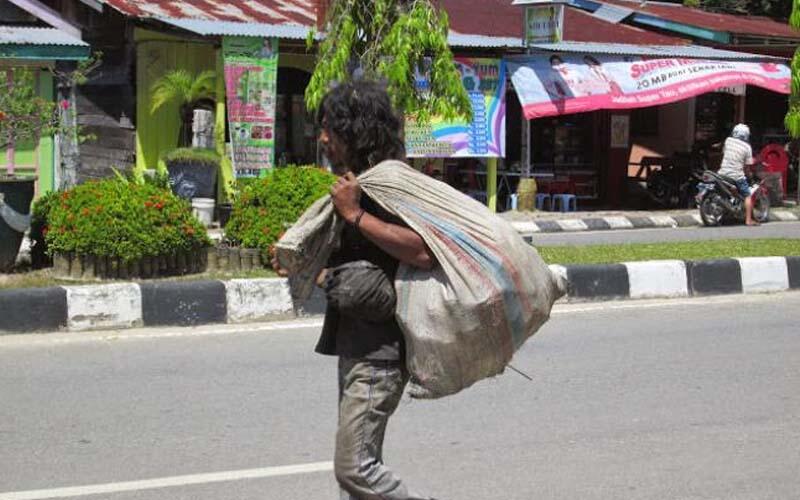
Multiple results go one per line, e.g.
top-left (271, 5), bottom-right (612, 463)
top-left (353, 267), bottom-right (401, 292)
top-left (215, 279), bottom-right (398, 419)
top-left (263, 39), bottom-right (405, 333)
top-left (696, 169), bottom-right (770, 226)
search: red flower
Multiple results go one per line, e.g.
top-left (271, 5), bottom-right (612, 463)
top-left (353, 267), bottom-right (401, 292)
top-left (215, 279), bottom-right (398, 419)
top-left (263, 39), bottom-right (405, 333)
top-left (154, 202), bottom-right (164, 210)
top-left (60, 100), bottom-right (70, 110)
top-left (0, 111), bottom-right (5, 121)
top-left (144, 201), bottom-right (153, 208)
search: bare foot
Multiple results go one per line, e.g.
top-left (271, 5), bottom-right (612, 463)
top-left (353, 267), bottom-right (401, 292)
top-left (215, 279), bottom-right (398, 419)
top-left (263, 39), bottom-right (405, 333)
top-left (746, 221), bottom-right (760, 226)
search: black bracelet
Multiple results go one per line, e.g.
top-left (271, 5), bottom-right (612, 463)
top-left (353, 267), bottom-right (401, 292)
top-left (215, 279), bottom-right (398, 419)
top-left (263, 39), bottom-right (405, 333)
top-left (353, 209), bottom-right (366, 230)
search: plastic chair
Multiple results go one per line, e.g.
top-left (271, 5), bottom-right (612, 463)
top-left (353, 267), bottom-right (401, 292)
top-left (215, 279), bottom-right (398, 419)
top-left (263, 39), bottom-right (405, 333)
top-left (535, 193), bottom-right (551, 211)
top-left (552, 194), bottom-right (577, 212)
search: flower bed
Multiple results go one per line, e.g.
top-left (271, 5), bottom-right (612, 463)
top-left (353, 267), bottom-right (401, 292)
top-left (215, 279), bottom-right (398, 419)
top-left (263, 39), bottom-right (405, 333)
top-left (224, 166), bottom-right (336, 268)
top-left (44, 178), bottom-right (211, 279)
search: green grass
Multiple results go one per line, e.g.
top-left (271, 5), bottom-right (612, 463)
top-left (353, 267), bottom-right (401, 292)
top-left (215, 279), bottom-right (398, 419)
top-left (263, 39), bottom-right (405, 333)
top-left (0, 267), bottom-right (277, 290)
top-left (538, 239), bottom-right (800, 265)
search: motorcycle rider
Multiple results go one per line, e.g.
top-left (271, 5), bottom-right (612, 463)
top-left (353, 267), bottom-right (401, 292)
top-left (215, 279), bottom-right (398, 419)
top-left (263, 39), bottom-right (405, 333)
top-left (717, 123), bottom-right (758, 226)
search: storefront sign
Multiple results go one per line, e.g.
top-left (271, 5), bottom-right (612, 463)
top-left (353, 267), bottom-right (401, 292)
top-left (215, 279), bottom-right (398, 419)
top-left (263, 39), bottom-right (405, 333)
top-left (714, 84), bottom-right (746, 96)
top-left (508, 55), bottom-right (789, 119)
top-left (525, 5), bottom-right (564, 45)
top-left (222, 37), bottom-right (278, 177)
top-left (405, 58), bottom-right (506, 158)
top-left (610, 114), bottom-right (629, 149)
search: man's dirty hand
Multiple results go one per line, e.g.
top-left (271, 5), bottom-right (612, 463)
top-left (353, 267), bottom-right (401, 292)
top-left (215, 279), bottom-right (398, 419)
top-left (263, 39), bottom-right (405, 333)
top-left (331, 172), bottom-right (362, 223)
top-left (270, 255), bottom-right (289, 277)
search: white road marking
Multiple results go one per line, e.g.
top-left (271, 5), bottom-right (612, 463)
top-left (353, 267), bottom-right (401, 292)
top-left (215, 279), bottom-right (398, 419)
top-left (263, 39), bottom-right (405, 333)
top-left (0, 461), bottom-right (333, 500)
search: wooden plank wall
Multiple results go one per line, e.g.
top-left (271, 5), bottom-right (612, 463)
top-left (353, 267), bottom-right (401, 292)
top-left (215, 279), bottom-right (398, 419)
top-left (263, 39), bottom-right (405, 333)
top-left (71, 9), bottom-right (137, 182)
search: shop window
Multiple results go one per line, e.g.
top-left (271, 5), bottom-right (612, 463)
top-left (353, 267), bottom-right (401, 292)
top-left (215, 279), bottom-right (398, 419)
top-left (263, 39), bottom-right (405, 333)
top-left (630, 106), bottom-right (659, 137)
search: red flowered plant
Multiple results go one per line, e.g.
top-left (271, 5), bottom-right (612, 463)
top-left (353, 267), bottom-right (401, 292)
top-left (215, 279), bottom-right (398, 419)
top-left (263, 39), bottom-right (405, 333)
top-left (224, 165), bottom-right (336, 266)
top-left (45, 178), bottom-right (211, 261)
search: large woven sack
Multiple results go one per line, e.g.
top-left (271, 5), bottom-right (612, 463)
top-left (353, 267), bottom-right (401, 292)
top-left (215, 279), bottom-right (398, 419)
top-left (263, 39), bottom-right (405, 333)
top-left (276, 161), bottom-right (566, 399)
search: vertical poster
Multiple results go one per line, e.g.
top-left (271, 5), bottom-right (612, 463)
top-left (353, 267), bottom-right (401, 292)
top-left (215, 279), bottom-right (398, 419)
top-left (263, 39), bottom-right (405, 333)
top-left (222, 37), bottom-right (278, 177)
top-left (405, 58), bottom-right (506, 158)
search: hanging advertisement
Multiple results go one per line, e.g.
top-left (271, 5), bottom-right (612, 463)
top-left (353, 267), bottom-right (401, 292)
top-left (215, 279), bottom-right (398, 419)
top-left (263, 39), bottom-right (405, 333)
top-left (507, 54), bottom-right (790, 119)
top-left (405, 58), bottom-right (506, 158)
top-left (222, 36), bottom-right (278, 177)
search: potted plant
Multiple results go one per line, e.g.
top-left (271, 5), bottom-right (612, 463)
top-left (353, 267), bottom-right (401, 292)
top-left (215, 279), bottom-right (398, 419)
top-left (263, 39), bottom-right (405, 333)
top-left (150, 69), bottom-right (216, 148)
top-left (161, 147), bottom-right (221, 201)
top-left (0, 67), bottom-right (61, 271)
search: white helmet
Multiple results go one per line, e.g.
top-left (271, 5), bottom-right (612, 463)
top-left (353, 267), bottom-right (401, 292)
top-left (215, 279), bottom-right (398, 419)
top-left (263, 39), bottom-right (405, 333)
top-left (732, 123), bottom-right (750, 142)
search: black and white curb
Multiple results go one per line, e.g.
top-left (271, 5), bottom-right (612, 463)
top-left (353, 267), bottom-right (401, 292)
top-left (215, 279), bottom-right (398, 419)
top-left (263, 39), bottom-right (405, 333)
top-left (0, 279), bottom-right (311, 334)
top-left (1, 257), bottom-right (798, 334)
top-left (512, 210), bottom-right (799, 237)
top-left (552, 256), bottom-right (800, 302)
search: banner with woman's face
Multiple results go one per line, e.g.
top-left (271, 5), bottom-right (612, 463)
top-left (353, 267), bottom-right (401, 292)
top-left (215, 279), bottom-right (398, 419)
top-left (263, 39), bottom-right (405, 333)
top-left (508, 53), bottom-right (790, 119)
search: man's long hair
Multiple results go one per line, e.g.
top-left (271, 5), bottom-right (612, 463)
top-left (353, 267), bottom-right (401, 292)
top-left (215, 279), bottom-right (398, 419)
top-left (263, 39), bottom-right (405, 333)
top-left (317, 80), bottom-right (405, 174)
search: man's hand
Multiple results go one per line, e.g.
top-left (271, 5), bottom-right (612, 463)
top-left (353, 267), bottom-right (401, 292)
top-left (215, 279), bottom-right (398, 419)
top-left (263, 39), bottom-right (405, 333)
top-left (330, 172), bottom-right (362, 223)
top-left (270, 255), bottom-right (289, 277)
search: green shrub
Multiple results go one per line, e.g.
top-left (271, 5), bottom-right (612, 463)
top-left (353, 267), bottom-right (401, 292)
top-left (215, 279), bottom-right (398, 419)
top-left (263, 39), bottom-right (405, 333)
top-left (29, 190), bottom-right (62, 268)
top-left (46, 179), bottom-right (211, 261)
top-left (162, 147), bottom-right (220, 166)
top-left (224, 165), bottom-right (336, 258)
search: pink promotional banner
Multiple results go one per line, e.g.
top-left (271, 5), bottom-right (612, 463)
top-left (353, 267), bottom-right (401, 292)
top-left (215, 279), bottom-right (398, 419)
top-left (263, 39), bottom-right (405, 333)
top-left (507, 55), bottom-right (790, 119)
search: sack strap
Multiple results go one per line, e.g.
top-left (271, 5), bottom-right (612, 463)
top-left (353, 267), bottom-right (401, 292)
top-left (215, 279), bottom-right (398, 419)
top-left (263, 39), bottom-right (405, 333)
top-left (0, 193), bottom-right (32, 233)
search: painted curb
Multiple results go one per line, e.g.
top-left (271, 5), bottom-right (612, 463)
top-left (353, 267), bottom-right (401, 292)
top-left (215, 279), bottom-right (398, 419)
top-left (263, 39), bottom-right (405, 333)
top-left (0, 287), bottom-right (67, 333)
top-left (510, 210), bottom-right (799, 235)
top-left (1, 257), bottom-right (799, 334)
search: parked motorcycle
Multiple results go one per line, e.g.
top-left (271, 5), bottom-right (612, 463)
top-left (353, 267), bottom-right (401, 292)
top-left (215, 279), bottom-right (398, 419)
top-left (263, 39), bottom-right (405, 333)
top-left (696, 169), bottom-right (770, 226)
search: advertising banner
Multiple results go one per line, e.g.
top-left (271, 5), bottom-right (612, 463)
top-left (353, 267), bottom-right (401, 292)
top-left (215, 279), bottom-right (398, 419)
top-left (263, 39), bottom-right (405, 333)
top-left (508, 54), bottom-right (790, 119)
top-left (405, 58), bottom-right (506, 158)
top-left (222, 36), bottom-right (278, 177)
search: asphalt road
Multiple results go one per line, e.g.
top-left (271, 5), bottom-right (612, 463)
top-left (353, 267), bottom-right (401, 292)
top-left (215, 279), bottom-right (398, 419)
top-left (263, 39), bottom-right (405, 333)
top-left (531, 220), bottom-right (800, 247)
top-left (1, 293), bottom-right (799, 500)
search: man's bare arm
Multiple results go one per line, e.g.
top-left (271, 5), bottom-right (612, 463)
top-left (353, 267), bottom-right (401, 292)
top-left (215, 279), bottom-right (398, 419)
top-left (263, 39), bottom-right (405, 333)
top-left (349, 211), bottom-right (434, 270)
top-left (332, 172), bottom-right (434, 270)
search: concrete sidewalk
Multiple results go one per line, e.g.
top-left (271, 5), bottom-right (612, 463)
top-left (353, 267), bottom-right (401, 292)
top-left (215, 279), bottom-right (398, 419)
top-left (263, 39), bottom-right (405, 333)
top-left (2, 256), bottom-right (798, 334)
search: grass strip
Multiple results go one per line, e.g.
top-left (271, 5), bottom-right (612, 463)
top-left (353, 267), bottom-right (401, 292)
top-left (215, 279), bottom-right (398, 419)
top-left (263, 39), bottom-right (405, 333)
top-left (538, 239), bottom-right (800, 265)
top-left (0, 268), bottom-right (277, 290)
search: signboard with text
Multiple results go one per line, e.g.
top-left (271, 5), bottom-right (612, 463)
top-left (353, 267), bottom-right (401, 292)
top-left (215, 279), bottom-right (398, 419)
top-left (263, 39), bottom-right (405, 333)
top-left (525, 5), bottom-right (564, 45)
top-left (405, 58), bottom-right (506, 158)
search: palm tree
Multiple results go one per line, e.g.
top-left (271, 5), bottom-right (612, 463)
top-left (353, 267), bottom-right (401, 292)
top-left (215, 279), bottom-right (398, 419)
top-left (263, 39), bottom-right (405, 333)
top-left (150, 69), bottom-right (216, 147)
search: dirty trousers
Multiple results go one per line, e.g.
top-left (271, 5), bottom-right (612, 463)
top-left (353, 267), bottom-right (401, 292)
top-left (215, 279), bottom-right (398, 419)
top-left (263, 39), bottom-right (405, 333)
top-left (335, 358), bottom-right (430, 500)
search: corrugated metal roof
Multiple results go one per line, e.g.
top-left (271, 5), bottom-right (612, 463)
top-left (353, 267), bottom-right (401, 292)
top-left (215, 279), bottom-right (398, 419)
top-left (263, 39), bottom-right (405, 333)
top-left (447, 32), bottom-right (523, 48)
top-left (592, 3), bottom-right (632, 23)
top-left (0, 26), bottom-right (89, 46)
top-left (441, 0), bottom-right (688, 46)
top-left (525, 40), bottom-right (784, 60)
top-left (101, 0), bottom-right (316, 25)
top-left (157, 17), bottom-right (310, 39)
top-left (599, 0), bottom-right (800, 40)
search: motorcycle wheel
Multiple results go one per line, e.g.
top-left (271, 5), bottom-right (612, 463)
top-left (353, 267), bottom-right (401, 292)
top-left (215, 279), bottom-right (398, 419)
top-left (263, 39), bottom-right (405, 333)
top-left (699, 193), bottom-right (724, 226)
top-left (753, 190), bottom-right (770, 223)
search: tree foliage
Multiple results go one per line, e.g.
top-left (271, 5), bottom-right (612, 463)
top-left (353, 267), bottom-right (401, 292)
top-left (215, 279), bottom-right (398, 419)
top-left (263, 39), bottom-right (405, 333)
top-left (305, 0), bottom-right (471, 121)
top-left (785, 0), bottom-right (800, 137)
